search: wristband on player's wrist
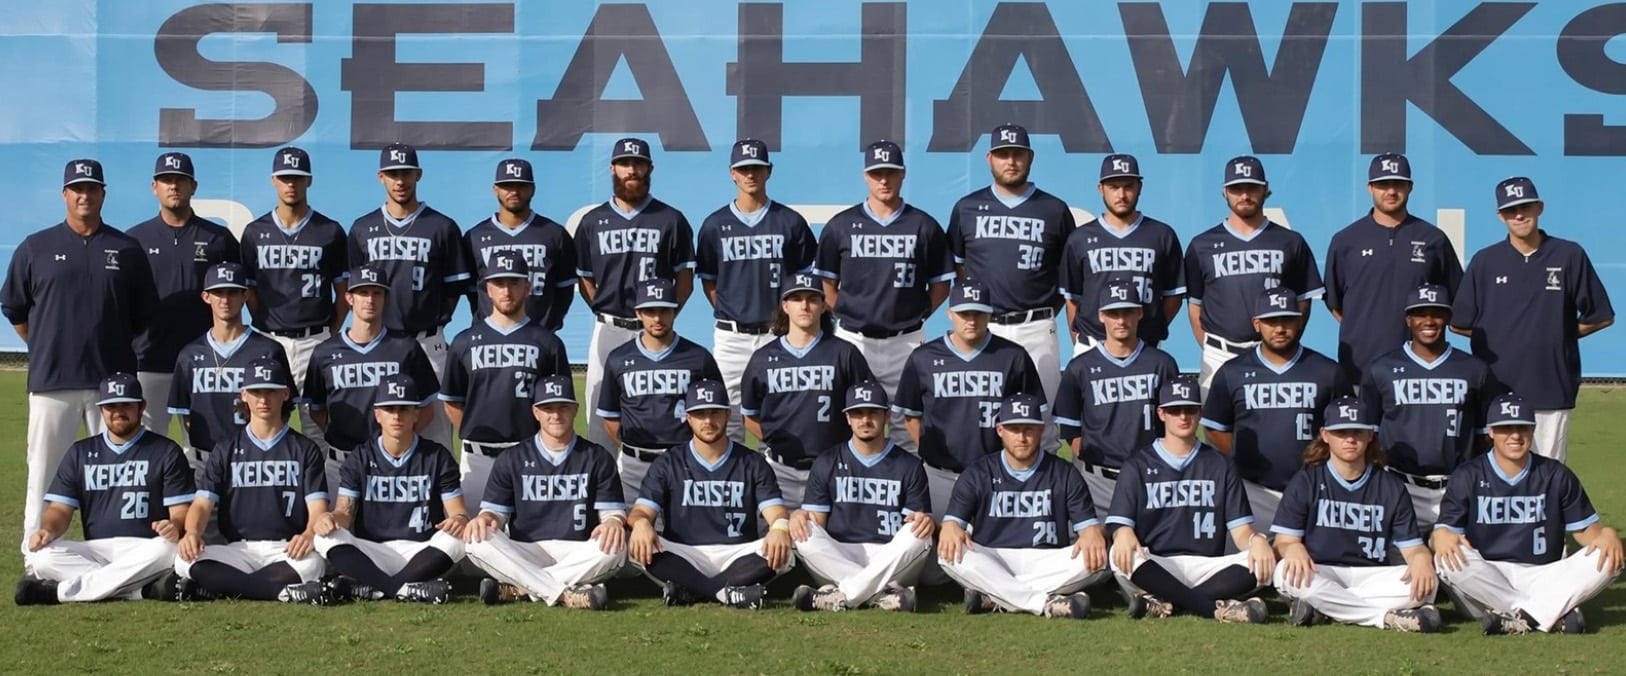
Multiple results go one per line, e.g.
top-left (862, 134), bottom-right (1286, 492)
top-left (770, 518), bottom-right (791, 533)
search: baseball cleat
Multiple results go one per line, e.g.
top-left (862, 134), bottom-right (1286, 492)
top-left (661, 581), bottom-right (698, 607)
top-left (1042, 592), bottom-right (1090, 620)
top-left (142, 571), bottom-right (181, 601)
top-left (277, 580), bottom-right (332, 606)
top-left (1214, 597), bottom-right (1268, 624)
top-left (1288, 598), bottom-right (1326, 627)
top-left (963, 589), bottom-right (997, 615)
top-left (720, 584), bottom-right (766, 610)
top-left (478, 578), bottom-right (528, 606)
top-left (1561, 607), bottom-right (1586, 635)
top-left (396, 579), bottom-right (452, 605)
top-left (174, 576), bottom-right (216, 602)
top-left (791, 585), bottom-right (816, 612)
top-left (872, 586), bottom-right (916, 613)
top-left (1383, 605), bottom-right (1441, 633)
top-left (14, 576), bottom-right (59, 606)
top-left (1481, 609), bottom-right (1537, 636)
top-left (1128, 594), bottom-right (1173, 620)
top-left (327, 575), bottom-right (384, 602)
top-left (560, 584), bottom-right (608, 611)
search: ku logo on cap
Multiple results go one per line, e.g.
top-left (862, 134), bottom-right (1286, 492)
top-left (388, 382), bottom-right (407, 398)
top-left (623, 141), bottom-right (642, 155)
top-left (1172, 382), bottom-right (1191, 399)
top-left (1112, 158), bottom-right (1131, 173)
top-left (108, 383), bottom-right (126, 396)
top-left (220, 269), bottom-right (235, 281)
top-left (75, 163), bottom-right (94, 177)
top-left (1110, 286), bottom-right (1129, 301)
top-left (1419, 288), bottom-right (1437, 302)
top-left (794, 273), bottom-right (813, 287)
top-left (545, 382), bottom-right (564, 396)
top-left (966, 287), bottom-right (982, 301)
top-left (1232, 161), bottom-right (1252, 177)
top-left (1380, 158), bottom-right (1400, 174)
top-left (855, 386), bottom-right (872, 400)
top-left (498, 256), bottom-right (514, 270)
top-left (873, 147), bottom-right (890, 161)
top-left (1505, 184), bottom-right (1524, 198)
top-left (739, 144), bottom-right (758, 158)
top-left (164, 156), bottom-right (183, 170)
top-left (361, 268), bottom-right (378, 282)
top-left (1270, 294), bottom-right (1289, 309)
top-left (1010, 401), bottom-right (1030, 416)
top-left (389, 149), bottom-right (408, 164)
top-left (646, 283), bottom-right (664, 299)
top-left (696, 388), bottom-right (715, 403)
top-left (283, 153), bottom-right (300, 168)
top-left (504, 162), bottom-right (523, 178)
top-left (999, 129), bottom-right (1018, 144)
top-left (1339, 404), bottom-right (1358, 420)
top-left (1501, 401), bottom-right (1521, 417)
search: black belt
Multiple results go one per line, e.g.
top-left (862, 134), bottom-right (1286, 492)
top-left (406, 327), bottom-right (442, 340)
top-left (1079, 460), bottom-right (1121, 480)
top-left (598, 314), bottom-right (641, 331)
top-left (766, 449), bottom-right (814, 471)
top-left (924, 460), bottom-right (963, 475)
top-left (840, 322), bottom-right (922, 339)
top-left (464, 440), bottom-right (520, 458)
top-left (1203, 334), bottom-right (1255, 355)
top-left (991, 307), bottom-right (1055, 325)
top-left (621, 444), bottom-right (666, 463)
top-left (265, 325), bottom-right (324, 339)
top-left (716, 319), bottom-right (772, 335)
top-left (1387, 467), bottom-right (1449, 490)
top-left (328, 446), bottom-right (351, 462)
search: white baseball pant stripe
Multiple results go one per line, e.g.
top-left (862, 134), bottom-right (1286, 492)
top-left (632, 537), bottom-right (796, 578)
top-left (1242, 480), bottom-right (1283, 536)
top-left (137, 371), bottom-right (176, 440)
top-left (1273, 563), bottom-right (1433, 628)
top-left (263, 329), bottom-right (329, 446)
top-left (26, 536), bottom-right (177, 602)
top-left (940, 546), bottom-right (1111, 615)
top-left (415, 328), bottom-right (453, 451)
top-left (794, 522), bottom-right (931, 607)
top-left (1198, 339), bottom-right (1258, 398)
top-left (460, 443), bottom-right (519, 513)
top-left (617, 450), bottom-right (656, 508)
top-left (714, 327), bottom-right (775, 445)
top-left (1437, 545), bottom-right (1616, 632)
top-left (1533, 409), bottom-right (1572, 464)
top-left (313, 528), bottom-right (467, 573)
top-left (1400, 480), bottom-right (1446, 530)
top-left (989, 317), bottom-right (1062, 453)
top-left (174, 539), bottom-right (325, 582)
top-left (465, 531), bottom-right (627, 605)
top-left (768, 458), bottom-right (809, 510)
top-left (22, 389), bottom-right (103, 550)
top-left (1074, 461), bottom-right (1118, 520)
top-left (1111, 550), bottom-right (1253, 593)
top-left (584, 321), bottom-right (641, 450)
top-left (924, 463), bottom-right (961, 521)
top-left (833, 326), bottom-right (924, 453)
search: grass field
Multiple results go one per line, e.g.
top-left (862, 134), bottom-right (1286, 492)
top-left (3, 372), bottom-right (1625, 674)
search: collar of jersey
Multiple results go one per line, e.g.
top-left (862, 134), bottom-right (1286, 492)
top-left (609, 196), bottom-right (653, 220)
top-left (861, 202), bottom-right (905, 227)
top-left (374, 435), bottom-right (419, 467)
top-left (1098, 214), bottom-right (1145, 240)
top-left (1486, 452), bottom-right (1532, 486)
top-left (380, 202), bottom-right (428, 229)
top-left (1252, 345), bottom-right (1304, 375)
top-left (342, 330), bottom-right (389, 354)
top-left (1499, 231), bottom-right (1549, 260)
top-left (487, 212), bottom-right (535, 237)
top-left (778, 331), bottom-right (823, 359)
top-left (687, 441), bottom-right (734, 472)
top-left (845, 440), bottom-right (895, 468)
top-left (1324, 462), bottom-right (1372, 491)
top-left (534, 434), bottom-right (577, 465)
top-left (275, 208), bottom-right (314, 234)
top-left (1219, 220), bottom-right (1272, 243)
top-left (1000, 451), bottom-right (1043, 482)
top-left (483, 316), bottom-right (532, 336)
top-left (1152, 439), bottom-right (1203, 472)
top-left (1402, 341), bottom-right (1455, 370)
top-left (635, 335), bottom-right (679, 361)
top-left (1094, 340), bottom-right (1146, 368)
top-left (991, 183), bottom-right (1036, 210)
top-left (942, 333), bottom-right (992, 362)
top-left (102, 429), bottom-right (146, 455)
top-left (728, 200), bottom-right (772, 228)
top-left (206, 330), bottom-right (253, 359)
top-left (247, 424), bottom-right (290, 451)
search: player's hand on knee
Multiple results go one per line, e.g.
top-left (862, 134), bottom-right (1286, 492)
top-left (1586, 527), bottom-right (1624, 573)
top-left (1280, 546), bottom-right (1315, 589)
top-left (286, 533), bottom-right (315, 560)
top-left (178, 533), bottom-right (204, 562)
top-left (592, 518), bottom-right (627, 554)
top-left (152, 519), bottom-right (180, 543)
top-left (25, 529), bottom-right (55, 552)
top-left (1401, 554), bottom-right (1436, 602)
top-left (904, 512), bottom-right (935, 539)
top-left (788, 510), bottom-right (812, 542)
top-left (464, 513), bottom-right (501, 544)
top-left (1246, 534), bottom-right (1275, 583)
top-left (1110, 528), bottom-right (1141, 574)
top-left (436, 514), bottom-right (468, 539)
top-left (629, 522), bottom-right (659, 565)
top-left (1075, 526), bottom-right (1108, 572)
top-left (1429, 530), bottom-right (1468, 572)
top-left (938, 523), bottom-right (970, 564)
top-left (763, 530), bottom-right (792, 570)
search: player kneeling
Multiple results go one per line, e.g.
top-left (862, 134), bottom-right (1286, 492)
top-left (174, 359), bottom-right (331, 604)
top-left (939, 394), bottom-right (1109, 619)
top-left (1432, 394), bottom-right (1623, 635)
top-left (17, 374), bottom-right (195, 605)
top-left (1106, 376), bottom-right (1274, 623)
top-left (790, 382), bottom-right (933, 612)
top-left (1271, 397), bottom-right (1441, 632)
top-left (463, 375), bottom-right (628, 610)
top-left (313, 374), bottom-right (468, 605)
top-left (628, 380), bottom-right (793, 610)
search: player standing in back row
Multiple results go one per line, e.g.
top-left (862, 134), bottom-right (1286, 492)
top-left (1185, 156), bottom-right (1323, 395)
top-left (576, 138), bottom-right (696, 451)
top-left (814, 140), bottom-right (955, 452)
top-left (696, 139), bottom-right (817, 444)
top-left (464, 158), bottom-right (577, 332)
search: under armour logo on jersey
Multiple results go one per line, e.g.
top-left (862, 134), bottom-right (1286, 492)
top-left (1212, 242), bottom-right (1225, 249)
top-left (1504, 184), bottom-right (1524, 198)
top-left (87, 451), bottom-right (98, 459)
top-left (147, 247), bottom-right (160, 255)
top-left (368, 461), bottom-right (378, 469)
top-left (1089, 366), bottom-right (1102, 374)
top-left (1495, 276), bottom-right (1509, 284)
top-left (1112, 158), bottom-right (1132, 174)
top-left (1380, 158), bottom-right (1400, 174)
top-left (1478, 480), bottom-right (1491, 489)
top-left (164, 155), bottom-right (183, 170)
top-left (1360, 249), bottom-right (1373, 257)
top-left (1392, 366), bottom-right (1405, 373)
top-left (480, 235), bottom-right (492, 242)
top-left (388, 382), bottom-right (407, 398)
top-left (1145, 467), bottom-right (1158, 475)
top-left (259, 232), bottom-right (271, 239)
top-left (1500, 401), bottom-right (1521, 417)
top-left (623, 359), bottom-right (635, 366)
top-left (389, 149), bottom-right (408, 164)
top-left (54, 254), bottom-right (66, 261)
top-left (193, 354), bottom-right (204, 362)
top-left (523, 459), bottom-right (536, 468)
top-left (503, 162), bottom-right (524, 178)
top-left (1243, 371), bottom-right (1257, 379)
top-left (283, 154), bottom-right (301, 169)
top-left (1086, 236), bottom-right (1098, 244)
top-left (933, 359), bottom-right (945, 366)
top-left (1232, 161), bottom-right (1252, 177)
top-left (622, 140), bottom-right (642, 155)
top-left (977, 204), bottom-right (988, 211)
top-left (74, 162), bottom-right (94, 177)
top-left (767, 355), bottom-right (779, 362)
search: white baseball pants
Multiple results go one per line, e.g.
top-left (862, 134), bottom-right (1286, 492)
top-left (175, 539), bottom-right (325, 582)
top-left (617, 449), bottom-right (657, 507)
top-left (584, 320), bottom-right (641, 450)
top-left (22, 389), bottom-right (103, 549)
top-left (769, 458), bottom-right (810, 510)
top-left (460, 442), bottom-right (519, 512)
top-left (1075, 461), bottom-right (1119, 520)
top-left (794, 523), bottom-right (932, 607)
top-left (714, 327), bottom-right (775, 445)
top-left (1243, 480), bottom-right (1283, 536)
top-left (1437, 545), bottom-right (1616, 632)
top-left (940, 546), bottom-right (1111, 615)
top-left (632, 537), bottom-right (796, 578)
top-left (137, 371), bottom-right (176, 440)
top-left (27, 536), bottom-right (177, 602)
top-left (1198, 338), bottom-right (1258, 399)
top-left (1400, 480), bottom-right (1447, 530)
top-left (414, 328), bottom-right (453, 450)
top-left (466, 531), bottom-right (627, 605)
top-left (924, 464), bottom-right (961, 521)
top-left (833, 326), bottom-right (924, 453)
top-left (989, 317), bottom-right (1061, 453)
top-left (313, 528), bottom-right (467, 573)
top-left (264, 328), bottom-right (329, 444)
top-left (1533, 409), bottom-right (1572, 464)
top-left (1273, 563), bottom-right (1434, 628)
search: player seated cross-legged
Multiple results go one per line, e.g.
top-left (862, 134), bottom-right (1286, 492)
top-left (1271, 397), bottom-right (1441, 633)
top-left (1432, 393), bottom-right (1623, 635)
top-left (789, 382), bottom-right (933, 612)
top-left (313, 373), bottom-right (468, 605)
top-left (16, 374), bottom-right (195, 605)
top-left (463, 375), bottom-right (628, 610)
top-left (174, 358), bottom-right (331, 604)
top-left (938, 394), bottom-right (1110, 620)
top-left (1106, 375), bottom-right (1274, 623)
top-left (627, 380), bottom-right (793, 610)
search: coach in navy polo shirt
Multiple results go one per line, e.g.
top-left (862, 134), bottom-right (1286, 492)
top-left (1451, 177), bottom-right (1614, 464)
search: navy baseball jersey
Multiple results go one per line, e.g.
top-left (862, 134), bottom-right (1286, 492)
top-left (44, 430), bottom-right (195, 540)
top-left (1059, 216), bottom-right (1186, 343)
top-left (349, 205), bottom-right (472, 333)
top-left (240, 210), bottom-right (348, 331)
top-left (1184, 222), bottom-right (1324, 341)
top-left (739, 333), bottom-right (875, 465)
top-left (1201, 347), bottom-right (1348, 490)
top-left (1054, 342), bottom-right (1180, 467)
top-left (946, 186), bottom-right (1073, 313)
top-left (464, 214), bottom-right (578, 331)
top-left (1322, 215), bottom-right (1462, 383)
top-left (304, 332), bottom-right (439, 452)
top-left (441, 319), bottom-right (572, 443)
top-left (1360, 345), bottom-right (1500, 476)
top-left (1271, 463), bottom-right (1423, 566)
top-left (573, 199), bottom-right (695, 317)
top-left (596, 337), bottom-right (723, 450)
top-left (1105, 441), bottom-right (1252, 556)
top-left (894, 334), bottom-right (1044, 472)
top-left (1436, 453), bottom-right (1598, 566)
top-left (813, 203), bottom-right (955, 333)
top-left (338, 436), bottom-right (462, 542)
top-left (199, 426), bottom-right (328, 542)
top-left (635, 442), bottom-right (784, 546)
top-left (128, 215), bottom-right (241, 372)
top-left (1, 224), bottom-right (159, 392)
top-left (168, 332), bottom-right (298, 452)
top-left (801, 441), bottom-right (931, 544)
top-left (945, 451), bottom-right (1098, 549)
top-left (695, 201), bottom-right (817, 324)
top-left (480, 435), bottom-right (626, 543)
top-left (1452, 234), bottom-right (1614, 410)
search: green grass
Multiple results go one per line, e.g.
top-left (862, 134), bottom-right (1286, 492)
top-left (3, 371), bottom-right (1626, 674)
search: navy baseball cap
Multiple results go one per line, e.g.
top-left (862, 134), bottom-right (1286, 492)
top-left (1322, 396), bottom-right (1377, 431)
top-left (1158, 376), bottom-right (1201, 408)
top-left (154, 152), bottom-right (195, 179)
top-left (272, 147), bottom-right (312, 177)
top-left (348, 262), bottom-right (389, 291)
top-left (1223, 156), bottom-right (1267, 187)
top-left (1404, 284), bottom-right (1452, 312)
top-left (1100, 154), bottom-right (1142, 181)
top-left (1097, 278), bottom-right (1141, 312)
top-left (373, 373), bottom-right (420, 407)
top-left (96, 373), bottom-right (144, 406)
top-left (997, 394), bottom-right (1045, 426)
top-left (684, 379), bottom-right (730, 412)
top-left (989, 124), bottom-right (1030, 151)
top-left (843, 381), bottom-right (890, 412)
top-left (1253, 287), bottom-right (1302, 319)
top-left (203, 262), bottom-right (248, 292)
top-left (243, 357), bottom-right (290, 390)
top-left (63, 159), bottom-right (105, 188)
top-left (780, 272), bottom-right (823, 300)
top-left (611, 137), bottom-right (652, 162)
top-left (634, 278), bottom-right (679, 310)
top-left (533, 375), bottom-right (577, 407)
top-left (730, 139), bottom-right (771, 168)
top-left (495, 158), bottom-right (534, 184)
top-left (482, 251), bottom-right (531, 281)
top-left (864, 140), bottom-right (905, 172)
top-left (1496, 177), bottom-right (1540, 211)
top-left (1368, 153), bottom-right (1412, 183)
top-left (1486, 393), bottom-right (1536, 427)
top-left (379, 143), bottom-right (420, 171)
top-left (948, 278), bottom-right (994, 314)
